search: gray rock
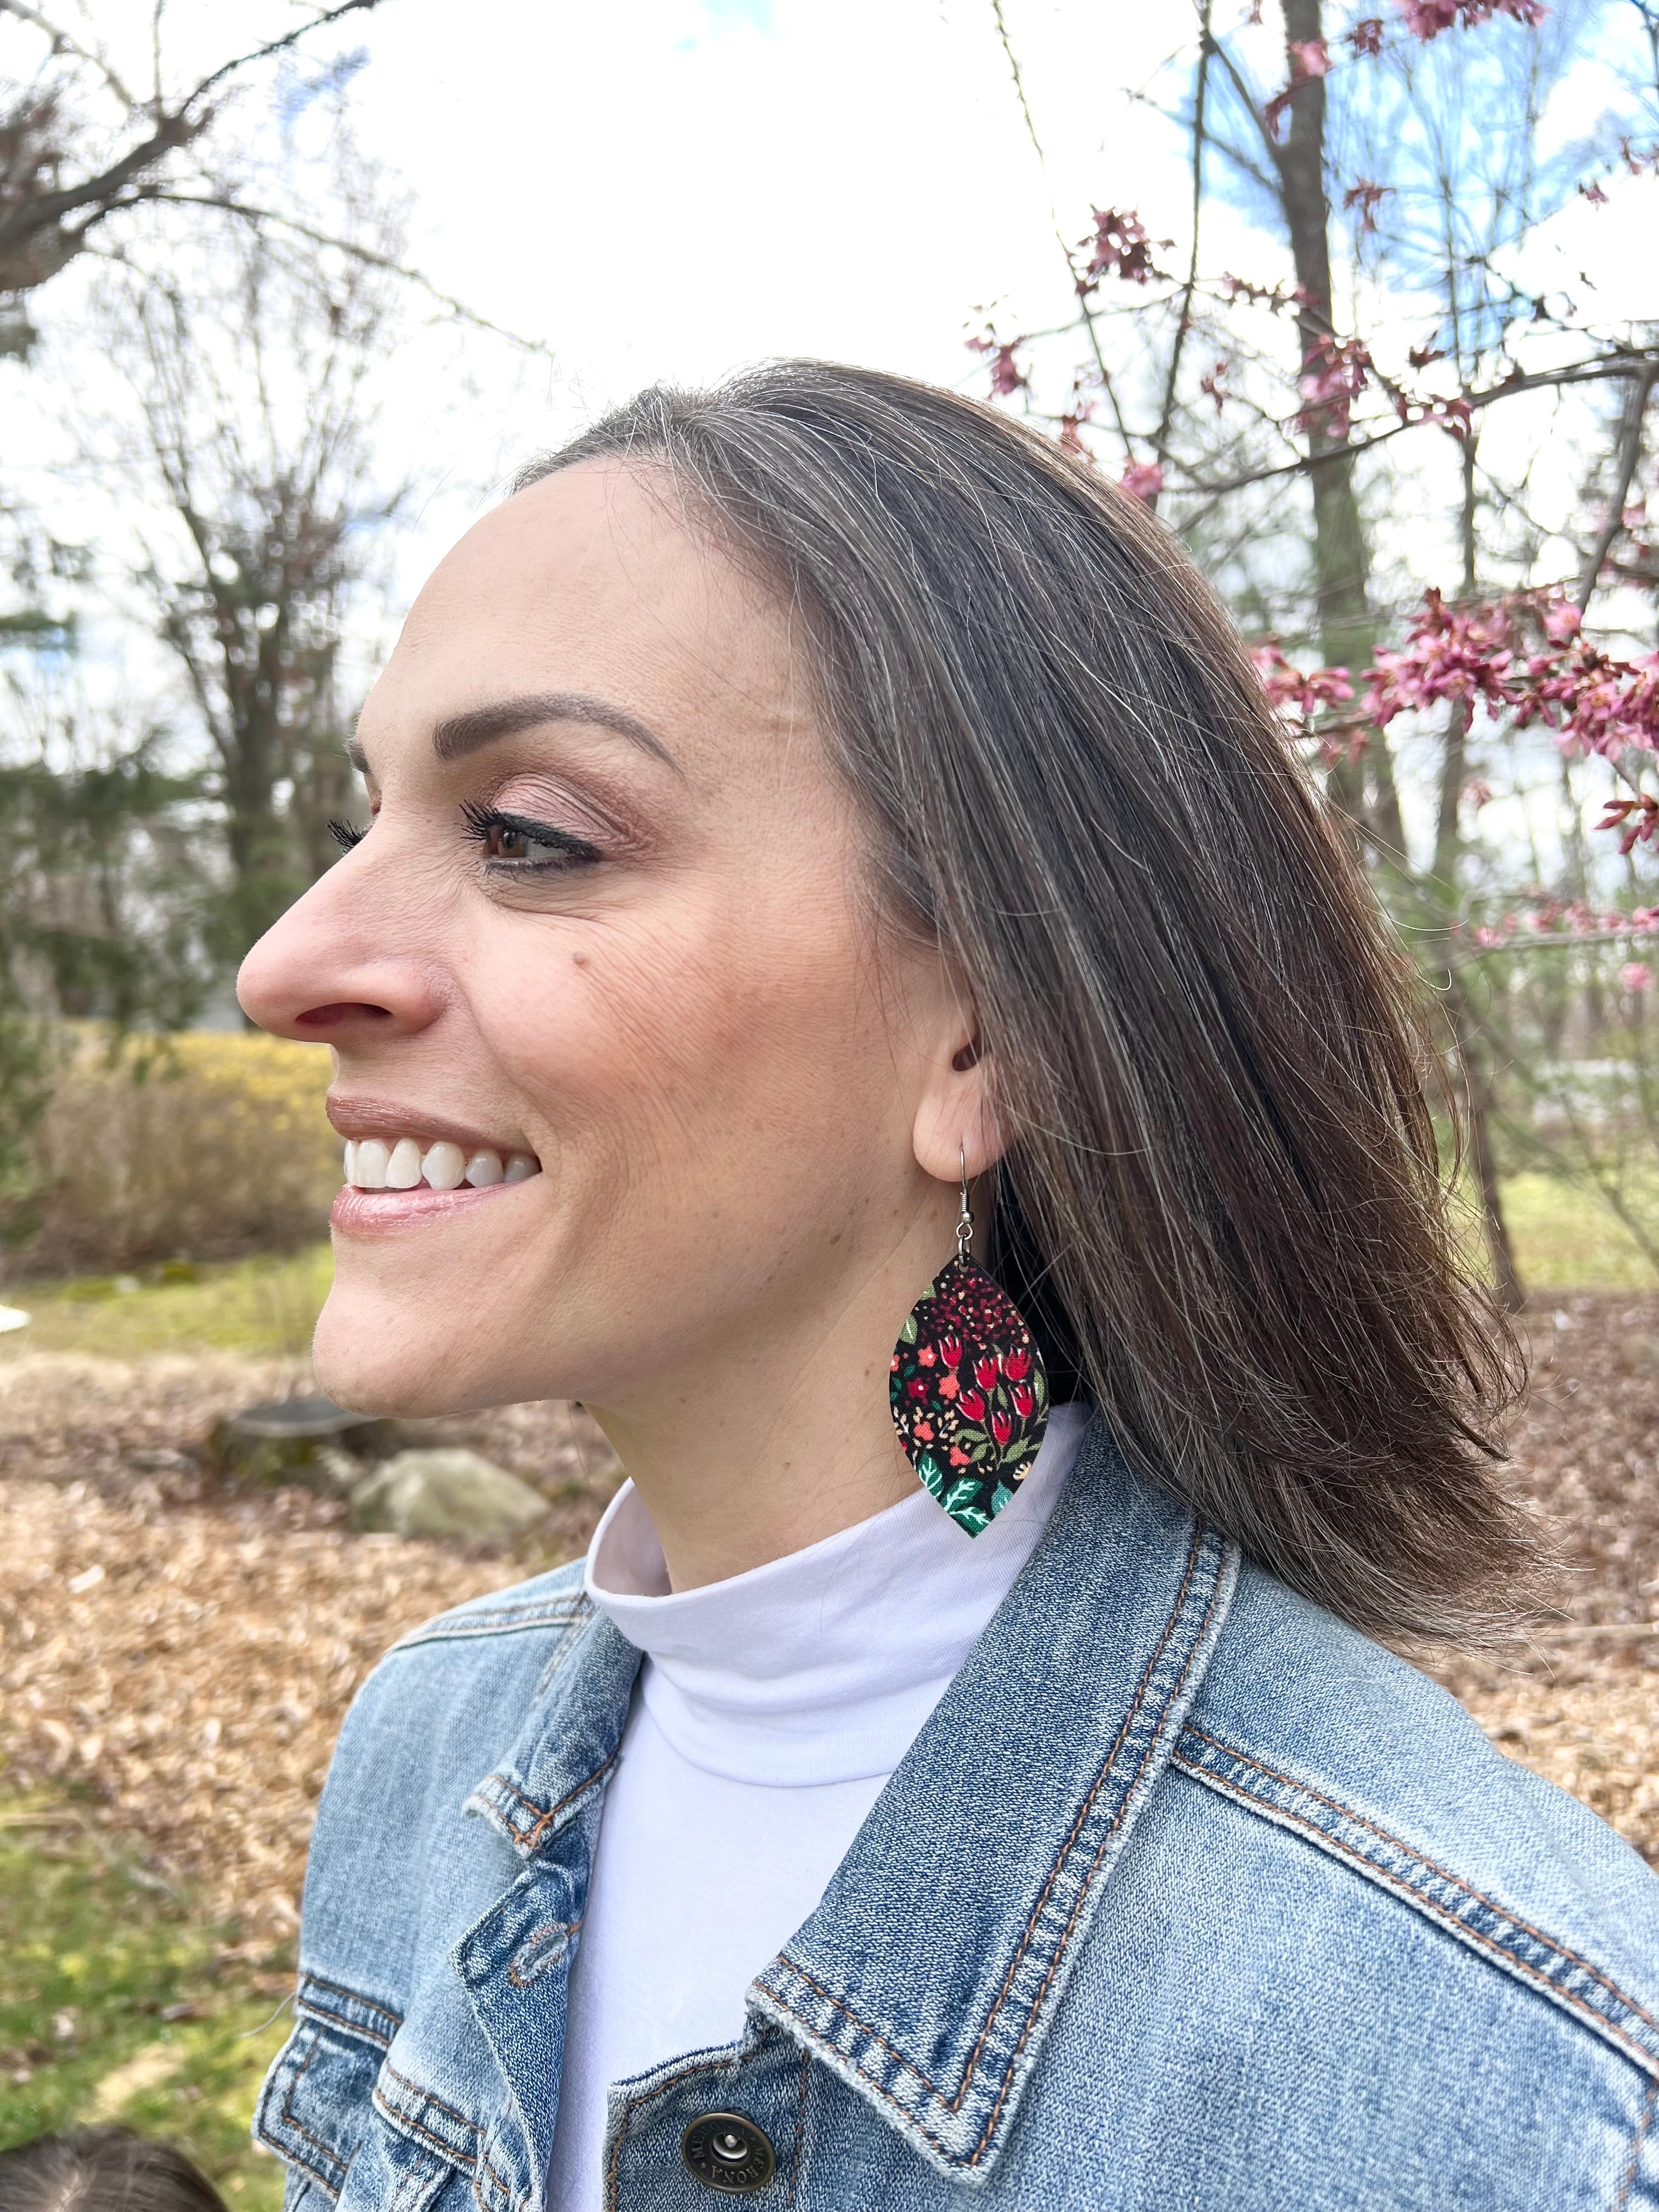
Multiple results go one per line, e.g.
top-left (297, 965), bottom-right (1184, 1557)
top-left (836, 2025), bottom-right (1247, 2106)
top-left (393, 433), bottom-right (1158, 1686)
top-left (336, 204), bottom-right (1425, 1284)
top-left (212, 1397), bottom-right (388, 1492)
top-left (347, 1448), bottom-right (549, 1540)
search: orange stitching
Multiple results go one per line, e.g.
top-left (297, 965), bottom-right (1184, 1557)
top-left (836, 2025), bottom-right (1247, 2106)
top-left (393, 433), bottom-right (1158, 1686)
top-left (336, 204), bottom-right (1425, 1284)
top-left (298, 1971), bottom-right (402, 2034)
top-left (955, 1521), bottom-right (1210, 2095)
top-left (280, 2028), bottom-right (354, 2174)
top-left (375, 2057), bottom-right (479, 2140)
top-left (605, 2053), bottom-right (744, 2210)
top-left (1175, 1749), bottom-right (1659, 2079)
top-left (395, 1600), bottom-right (584, 1649)
top-left (296, 1991), bottom-right (394, 2049)
top-left (1180, 1726), bottom-right (1659, 2039)
top-left (969, 1547), bottom-right (1231, 2162)
top-left (479, 1753), bottom-right (618, 1850)
top-left (758, 1983), bottom-right (961, 2166)
top-left (369, 2082), bottom-right (526, 2212)
top-left (1616, 2079), bottom-right (1657, 2211)
top-left (772, 1520), bottom-right (1220, 2130)
top-left (507, 1917), bottom-right (583, 1989)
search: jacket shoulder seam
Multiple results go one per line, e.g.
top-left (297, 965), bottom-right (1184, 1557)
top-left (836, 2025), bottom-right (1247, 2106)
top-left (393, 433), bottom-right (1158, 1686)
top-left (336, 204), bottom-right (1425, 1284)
top-left (1173, 1723), bottom-right (1659, 2082)
top-left (386, 1581), bottom-right (589, 1655)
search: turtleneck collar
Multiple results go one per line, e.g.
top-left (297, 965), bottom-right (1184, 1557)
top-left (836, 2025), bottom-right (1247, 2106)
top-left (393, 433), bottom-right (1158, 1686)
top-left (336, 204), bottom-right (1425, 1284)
top-left (583, 1400), bottom-right (1091, 1787)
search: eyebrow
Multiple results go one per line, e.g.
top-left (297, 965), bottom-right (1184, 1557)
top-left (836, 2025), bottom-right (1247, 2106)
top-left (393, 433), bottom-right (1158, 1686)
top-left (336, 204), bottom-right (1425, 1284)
top-left (346, 690), bottom-right (680, 777)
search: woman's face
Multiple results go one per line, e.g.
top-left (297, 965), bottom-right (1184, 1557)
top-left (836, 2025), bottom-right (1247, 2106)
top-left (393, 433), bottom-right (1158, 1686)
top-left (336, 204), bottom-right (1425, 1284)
top-left (238, 461), bottom-right (966, 1418)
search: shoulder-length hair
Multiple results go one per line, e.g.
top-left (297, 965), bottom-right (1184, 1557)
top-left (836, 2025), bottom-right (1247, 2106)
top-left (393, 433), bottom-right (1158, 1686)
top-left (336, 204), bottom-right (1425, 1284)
top-left (521, 359), bottom-right (1530, 1645)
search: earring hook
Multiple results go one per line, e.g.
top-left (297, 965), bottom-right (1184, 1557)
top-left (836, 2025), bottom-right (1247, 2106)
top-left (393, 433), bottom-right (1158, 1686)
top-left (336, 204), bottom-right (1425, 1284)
top-left (956, 1144), bottom-right (974, 1262)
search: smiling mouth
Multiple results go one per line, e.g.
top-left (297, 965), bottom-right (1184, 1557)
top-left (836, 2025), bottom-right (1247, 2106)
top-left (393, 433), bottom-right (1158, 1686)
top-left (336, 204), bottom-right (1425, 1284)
top-left (340, 1136), bottom-right (540, 1192)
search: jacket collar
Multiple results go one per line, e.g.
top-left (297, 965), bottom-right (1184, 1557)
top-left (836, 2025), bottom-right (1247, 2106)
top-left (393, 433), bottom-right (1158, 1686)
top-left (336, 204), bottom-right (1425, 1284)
top-left (748, 1418), bottom-right (1237, 2180)
top-left (464, 1415), bottom-right (1237, 2191)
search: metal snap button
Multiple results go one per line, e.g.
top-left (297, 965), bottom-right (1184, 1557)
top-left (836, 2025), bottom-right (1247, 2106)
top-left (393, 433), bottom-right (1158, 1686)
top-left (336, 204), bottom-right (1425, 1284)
top-left (680, 2112), bottom-right (776, 2194)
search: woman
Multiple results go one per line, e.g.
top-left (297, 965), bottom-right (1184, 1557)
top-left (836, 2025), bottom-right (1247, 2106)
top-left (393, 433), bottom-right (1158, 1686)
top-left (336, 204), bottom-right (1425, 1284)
top-left (238, 363), bottom-right (1659, 2212)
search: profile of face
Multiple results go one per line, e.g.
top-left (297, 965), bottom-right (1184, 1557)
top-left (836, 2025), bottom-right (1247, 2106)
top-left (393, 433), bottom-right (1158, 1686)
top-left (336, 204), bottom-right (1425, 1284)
top-left (238, 463), bottom-right (985, 1445)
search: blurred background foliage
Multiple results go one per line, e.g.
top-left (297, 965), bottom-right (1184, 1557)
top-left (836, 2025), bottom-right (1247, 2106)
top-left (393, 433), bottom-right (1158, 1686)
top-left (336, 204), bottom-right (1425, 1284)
top-left (0, 0), bottom-right (1656, 1306)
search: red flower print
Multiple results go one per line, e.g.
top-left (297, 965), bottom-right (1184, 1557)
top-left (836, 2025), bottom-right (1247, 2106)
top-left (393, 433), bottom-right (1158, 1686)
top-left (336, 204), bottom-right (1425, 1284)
top-left (887, 1249), bottom-right (1051, 1539)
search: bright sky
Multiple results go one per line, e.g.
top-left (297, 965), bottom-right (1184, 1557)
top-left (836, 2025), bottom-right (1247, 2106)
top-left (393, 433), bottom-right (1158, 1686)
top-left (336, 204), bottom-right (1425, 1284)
top-left (339, 0), bottom-right (1194, 476)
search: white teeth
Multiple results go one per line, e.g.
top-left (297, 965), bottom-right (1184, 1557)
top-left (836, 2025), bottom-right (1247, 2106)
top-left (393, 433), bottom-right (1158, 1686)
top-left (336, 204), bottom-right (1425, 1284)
top-left (386, 1137), bottom-right (424, 1189)
top-left (353, 1138), bottom-right (390, 1189)
top-left (343, 1136), bottom-right (538, 1190)
top-left (422, 1141), bottom-right (466, 1191)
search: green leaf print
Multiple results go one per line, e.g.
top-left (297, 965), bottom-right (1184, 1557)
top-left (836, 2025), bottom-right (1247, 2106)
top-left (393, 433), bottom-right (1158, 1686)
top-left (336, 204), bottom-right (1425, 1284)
top-left (991, 1483), bottom-right (1014, 1515)
top-left (917, 1453), bottom-right (944, 1498)
top-left (954, 1504), bottom-right (991, 1532)
top-left (942, 1477), bottom-right (979, 1516)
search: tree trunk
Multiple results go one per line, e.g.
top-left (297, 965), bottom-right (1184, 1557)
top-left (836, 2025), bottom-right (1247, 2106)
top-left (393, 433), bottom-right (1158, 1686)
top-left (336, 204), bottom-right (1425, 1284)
top-left (1273, 0), bottom-right (1409, 862)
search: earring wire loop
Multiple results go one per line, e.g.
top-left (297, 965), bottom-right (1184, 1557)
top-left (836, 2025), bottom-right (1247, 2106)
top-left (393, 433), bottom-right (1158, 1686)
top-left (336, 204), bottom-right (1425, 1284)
top-left (956, 1145), bottom-right (974, 1261)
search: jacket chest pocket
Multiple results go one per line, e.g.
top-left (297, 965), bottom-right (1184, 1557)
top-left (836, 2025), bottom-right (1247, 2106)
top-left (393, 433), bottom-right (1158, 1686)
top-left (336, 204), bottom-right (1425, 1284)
top-left (256, 2016), bottom-right (469, 2212)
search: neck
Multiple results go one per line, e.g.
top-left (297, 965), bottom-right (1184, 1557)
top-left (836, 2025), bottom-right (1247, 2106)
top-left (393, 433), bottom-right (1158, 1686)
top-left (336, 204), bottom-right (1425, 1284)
top-left (588, 1194), bottom-right (960, 1591)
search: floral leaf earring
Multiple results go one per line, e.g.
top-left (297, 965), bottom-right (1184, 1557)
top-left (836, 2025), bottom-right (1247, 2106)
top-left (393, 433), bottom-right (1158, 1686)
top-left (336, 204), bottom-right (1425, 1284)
top-left (889, 1150), bottom-right (1049, 1536)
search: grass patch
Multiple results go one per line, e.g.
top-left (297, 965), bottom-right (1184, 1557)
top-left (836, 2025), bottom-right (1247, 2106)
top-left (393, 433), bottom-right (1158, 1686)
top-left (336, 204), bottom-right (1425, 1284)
top-left (0, 1791), bottom-right (289, 2204)
top-left (0, 1247), bottom-right (333, 1361)
top-left (1503, 1171), bottom-right (1659, 1293)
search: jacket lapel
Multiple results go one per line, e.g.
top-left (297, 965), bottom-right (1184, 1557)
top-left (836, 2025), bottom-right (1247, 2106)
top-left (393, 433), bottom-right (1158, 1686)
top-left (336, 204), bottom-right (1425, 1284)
top-left (749, 1420), bottom-right (1238, 2182)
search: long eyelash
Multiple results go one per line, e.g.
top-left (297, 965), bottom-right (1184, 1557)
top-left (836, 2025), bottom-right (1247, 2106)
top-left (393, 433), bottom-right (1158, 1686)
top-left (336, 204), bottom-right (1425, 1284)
top-left (459, 801), bottom-right (601, 866)
top-left (328, 818), bottom-right (365, 852)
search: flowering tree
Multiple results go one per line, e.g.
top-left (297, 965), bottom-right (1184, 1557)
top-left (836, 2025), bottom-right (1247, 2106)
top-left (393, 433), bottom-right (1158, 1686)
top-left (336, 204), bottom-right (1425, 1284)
top-left (981, 0), bottom-right (1659, 1299)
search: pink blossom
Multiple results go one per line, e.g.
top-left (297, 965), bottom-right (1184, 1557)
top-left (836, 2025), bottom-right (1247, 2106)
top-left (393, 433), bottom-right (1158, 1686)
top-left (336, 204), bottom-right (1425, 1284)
top-left (1620, 963), bottom-right (1652, 994)
top-left (1120, 459), bottom-right (1164, 502)
top-left (1398, 0), bottom-right (1548, 40)
top-left (1295, 335), bottom-right (1373, 439)
top-left (1343, 180), bottom-right (1391, 234)
top-left (1266, 38), bottom-right (1334, 136)
top-left (1080, 207), bottom-right (1168, 287)
top-left (1251, 644), bottom-right (1356, 729)
top-left (1349, 16), bottom-right (1386, 53)
top-left (967, 334), bottom-right (1029, 398)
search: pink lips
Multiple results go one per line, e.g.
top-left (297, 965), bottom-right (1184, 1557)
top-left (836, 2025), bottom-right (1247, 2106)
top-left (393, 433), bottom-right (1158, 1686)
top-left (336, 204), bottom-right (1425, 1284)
top-left (330, 1179), bottom-right (527, 1239)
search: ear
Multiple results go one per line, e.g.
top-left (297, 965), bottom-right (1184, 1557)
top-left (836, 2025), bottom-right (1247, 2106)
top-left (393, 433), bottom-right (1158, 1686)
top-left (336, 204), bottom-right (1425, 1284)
top-left (911, 1025), bottom-right (1007, 1184)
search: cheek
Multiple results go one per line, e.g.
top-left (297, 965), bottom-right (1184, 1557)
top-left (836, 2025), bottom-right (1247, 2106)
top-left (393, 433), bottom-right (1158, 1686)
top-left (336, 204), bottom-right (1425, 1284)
top-left (478, 890), bottom-right (904, 1202)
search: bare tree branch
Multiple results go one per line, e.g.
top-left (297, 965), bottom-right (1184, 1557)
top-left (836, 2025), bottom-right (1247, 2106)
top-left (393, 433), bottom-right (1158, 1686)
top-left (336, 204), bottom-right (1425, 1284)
top-left (0, 1), bottom-right (138, 110)
top-left (130, 191), bottom-right (557, 358)
top-left (989, 0), bottom-right (1135, 458)
top-left (1577, 364), bottom-right (1656, 610)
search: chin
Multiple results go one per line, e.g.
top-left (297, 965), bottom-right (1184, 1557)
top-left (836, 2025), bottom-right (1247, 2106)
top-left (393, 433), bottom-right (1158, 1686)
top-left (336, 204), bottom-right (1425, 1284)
top-left (312, 1293), bottom-right (488, 1418)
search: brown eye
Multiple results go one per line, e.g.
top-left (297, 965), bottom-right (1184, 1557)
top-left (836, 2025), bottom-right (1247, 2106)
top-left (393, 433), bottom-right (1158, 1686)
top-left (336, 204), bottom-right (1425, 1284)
top-left (460, 801), bottom-right (603, 871)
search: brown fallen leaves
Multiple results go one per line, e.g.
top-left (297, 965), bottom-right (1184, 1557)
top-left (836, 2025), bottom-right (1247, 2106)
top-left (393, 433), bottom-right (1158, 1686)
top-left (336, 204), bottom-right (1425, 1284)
top-left (0, 1296), bottom-right (1655, 1955)
top-left (0, 1353), bottom-right (620, 1949)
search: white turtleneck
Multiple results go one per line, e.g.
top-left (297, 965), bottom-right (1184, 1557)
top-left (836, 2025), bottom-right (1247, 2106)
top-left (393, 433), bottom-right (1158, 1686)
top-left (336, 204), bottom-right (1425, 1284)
top-left (543, 1402), bottom-right (1090, 2211)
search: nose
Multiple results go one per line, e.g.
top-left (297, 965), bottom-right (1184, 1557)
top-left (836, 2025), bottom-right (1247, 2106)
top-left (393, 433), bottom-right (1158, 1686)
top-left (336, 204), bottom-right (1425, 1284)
top-left (236, 855), bottom-right (445, 1045)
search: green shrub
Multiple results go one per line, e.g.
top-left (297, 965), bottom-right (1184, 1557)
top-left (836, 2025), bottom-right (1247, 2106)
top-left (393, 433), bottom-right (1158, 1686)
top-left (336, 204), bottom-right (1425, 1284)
top-left (3, 1029), bottom-right (338, 1279)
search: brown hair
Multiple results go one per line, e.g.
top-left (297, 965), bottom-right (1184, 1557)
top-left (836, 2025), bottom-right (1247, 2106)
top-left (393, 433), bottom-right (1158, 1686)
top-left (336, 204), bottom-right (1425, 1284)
top-left (520, 359), bottom-right (1530, 1644)
top-left (0, 2129), bottom-right (227, 2211)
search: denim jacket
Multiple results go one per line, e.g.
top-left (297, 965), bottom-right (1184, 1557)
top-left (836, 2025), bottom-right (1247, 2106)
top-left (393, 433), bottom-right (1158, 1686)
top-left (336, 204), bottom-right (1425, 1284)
top-left (256, 1418), bottom-right (1659, 2210)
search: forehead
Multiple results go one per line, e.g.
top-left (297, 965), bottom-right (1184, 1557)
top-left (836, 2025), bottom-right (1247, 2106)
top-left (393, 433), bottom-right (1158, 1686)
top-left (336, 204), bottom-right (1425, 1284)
top-left (371, 460), bottom-right (795, 743)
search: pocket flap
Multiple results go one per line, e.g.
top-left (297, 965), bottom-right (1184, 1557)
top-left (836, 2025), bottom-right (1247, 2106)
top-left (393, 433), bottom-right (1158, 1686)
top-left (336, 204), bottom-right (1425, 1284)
top-left (255, 2017), bottom-right (385, 2202)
